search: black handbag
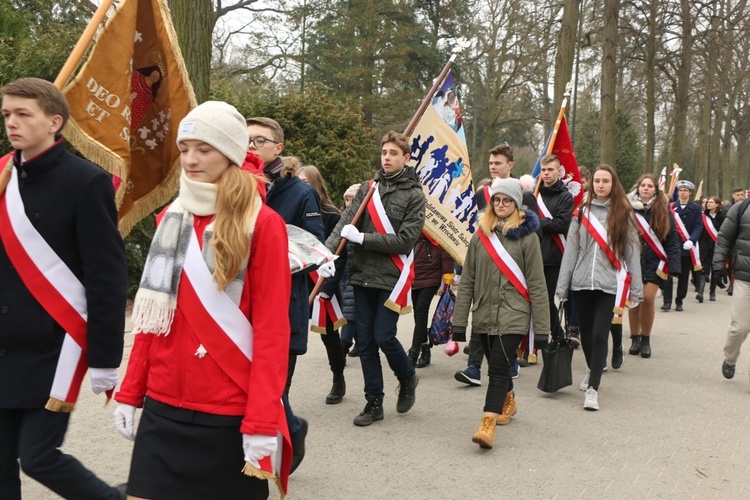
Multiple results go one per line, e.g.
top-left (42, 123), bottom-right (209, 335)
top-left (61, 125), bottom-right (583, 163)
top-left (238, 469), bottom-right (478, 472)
top-left (537, 302), bottom-right (574, 393)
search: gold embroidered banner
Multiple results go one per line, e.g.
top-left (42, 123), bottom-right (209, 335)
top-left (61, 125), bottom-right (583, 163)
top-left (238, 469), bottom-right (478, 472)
top-left (61, 0), bottom-right (196, 235)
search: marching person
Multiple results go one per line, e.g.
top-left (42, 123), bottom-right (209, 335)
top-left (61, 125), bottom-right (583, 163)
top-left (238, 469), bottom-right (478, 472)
top-left (662, 180), bottom-right (704, 311)
top-left (0, 78), bottom-right (128, 500)
top-left (701, 196), bottom-right (725, 301)
top-left (556, 165), bottom-right (643, 411)
top-left (452, 178), bottom-right (549, 449)
top-left (298, 165), bottom-right (348, 404)
top-left (114, 102), bottom-right (292, 499)
top-left (628, 174), bottom-right (681, 359)
top-left (326, 131), bottom-right (425, 427)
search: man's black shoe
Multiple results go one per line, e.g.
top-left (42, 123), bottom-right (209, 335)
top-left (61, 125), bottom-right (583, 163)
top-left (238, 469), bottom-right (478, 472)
top-left (396, 374), bottom-right (418, 413)
top-left (722, 360), bottom-right (736, 379)
top-left (675, 303), bottom-right (683, 312)
top-left (353, 397), bottom-right (384, 426)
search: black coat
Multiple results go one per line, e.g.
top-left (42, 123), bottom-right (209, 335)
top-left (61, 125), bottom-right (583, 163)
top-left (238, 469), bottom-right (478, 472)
top-left (0, 141), bottom-right (127, 408)
top-left (714, 200), bottom-right (750, 282)
top-left (635, 206), bottom-right (682, 283)
top-left (673, 200), bottom-right (704, 257)
top-left (537, 180), bottom-right (574, 266)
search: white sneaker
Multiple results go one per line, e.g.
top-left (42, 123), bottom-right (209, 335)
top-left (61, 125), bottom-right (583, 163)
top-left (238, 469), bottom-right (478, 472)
top-left (578, 369), bottom-right (590, 391)
top-left (584, 388), bottom-right (599, 411)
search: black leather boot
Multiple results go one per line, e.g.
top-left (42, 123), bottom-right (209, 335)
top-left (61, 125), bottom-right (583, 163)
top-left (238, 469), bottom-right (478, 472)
top-left (629, 335), bottom-right (641, 355)
top-left (640, 335), bottom-right (652, 358)
top-left (353, 396), bottom-right (384, 426)
top-left (695, 273), bottom-right (705, 303)
top-left (416, 345), bottom-right (431, 368)
top-left (407, 347), bottom-right (419, 368)
top-left (326, 372), bottom-right (346, 404)
top-left (396, 374), bottom-right (419, 413)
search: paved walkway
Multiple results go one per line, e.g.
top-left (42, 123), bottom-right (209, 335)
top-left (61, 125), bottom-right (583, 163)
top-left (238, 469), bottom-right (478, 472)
top-left (22, 288), bottom-right (750, 499)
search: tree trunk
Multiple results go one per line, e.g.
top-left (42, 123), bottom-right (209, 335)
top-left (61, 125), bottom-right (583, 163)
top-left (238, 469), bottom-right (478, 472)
top-left (644, 0), bottom-right (658, 173)
top-left (552, 0), bottom-right (579, 121)
top-left (696, 15), bottom-right (717, 191)
top-left (168, 0), bottom-right (212, 103)
top-left (669, 0), bottom-right (693, 169)
top-left (599, 0), bottom-right (619, 166)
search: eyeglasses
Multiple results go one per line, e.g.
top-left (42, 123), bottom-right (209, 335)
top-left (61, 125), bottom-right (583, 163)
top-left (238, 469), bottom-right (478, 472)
top-left (248, 136), bottom-right (279, 148)
top-left (492, 197), bottom-right (514, 207)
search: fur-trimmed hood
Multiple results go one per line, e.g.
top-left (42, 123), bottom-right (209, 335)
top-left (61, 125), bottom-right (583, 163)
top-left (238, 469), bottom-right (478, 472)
top-left (497, 209), bottom-right (540, 241)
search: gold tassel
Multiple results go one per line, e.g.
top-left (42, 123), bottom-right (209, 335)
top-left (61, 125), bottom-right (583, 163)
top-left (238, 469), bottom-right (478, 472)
top-left (657, 269), bottom-right (668, 280)
top-left (332, 317), bottom-right (348, 330)
top-left (694, 264), bottom-right (703, 272)
top-left (45, 397), bottom-right (75, 413)
top-left (528, 352), bottom-right (537, 364)
top-left (241, 462), bottom-right (285, 499)
top-left (310, 325), bottom-right (327, 335)
top-left (612, 316), bottom-right (623, 325)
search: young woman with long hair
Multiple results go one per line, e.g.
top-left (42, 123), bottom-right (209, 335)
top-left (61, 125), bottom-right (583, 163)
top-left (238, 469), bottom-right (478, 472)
top-left (627, 174), bottom-right (681, 358)
top-left (451, 178), bottom-right (549, 449)
top-left (556, 165), bottom-right (643, 411)
top-left (298, 164), bottom-right (349, 404)
top-left (701, 196), bottom-right (726, 301)
top-left (114, 101), bottom-right (292, 499)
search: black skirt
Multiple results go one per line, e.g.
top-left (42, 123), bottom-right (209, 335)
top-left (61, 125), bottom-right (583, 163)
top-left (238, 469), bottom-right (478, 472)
top-left (127, 398), bottom-right (269, 500)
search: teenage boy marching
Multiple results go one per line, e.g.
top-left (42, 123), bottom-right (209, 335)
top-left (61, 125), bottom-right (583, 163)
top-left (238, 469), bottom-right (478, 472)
top-left (0, 78), bottom-right (127, 499)
top-left (326, 131), bottom-right (425, 426)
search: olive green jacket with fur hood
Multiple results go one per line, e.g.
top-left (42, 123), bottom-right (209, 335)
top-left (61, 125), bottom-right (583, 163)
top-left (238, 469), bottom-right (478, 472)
top-left (326, 167), bottom-right (426, 292)
top-left (452, 210), bottom-right (550, 337)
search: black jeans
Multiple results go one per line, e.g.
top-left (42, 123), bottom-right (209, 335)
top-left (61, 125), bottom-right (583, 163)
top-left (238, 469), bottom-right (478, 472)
top-left (319, 319), bottom-right (345, 375)
top-left (354, 286), bottom-right (414, 398)
top-left (676, 256), bottom-right (702, 303)
top-left (544, 265), bottom-right (565, 339)
top-left (0, 408), bottom-right (119, 500)
top-left (468, 333), bottom-right (484, 368)
top-left (480, 334), bottom-right (524, 413)
top-left (572, 290), bottom-right (616, 391)
top-left (410, 286), bottom-right (439, 350)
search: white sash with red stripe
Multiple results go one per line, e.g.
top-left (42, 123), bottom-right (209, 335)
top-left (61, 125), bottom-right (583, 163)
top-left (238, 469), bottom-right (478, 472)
top-left (702, 214), bottom-right (718, 243)
top-left (579, 208), bottom-right (632, 323)
top-left (0, 159), bottom-right (89, 412)
top-left (634, 213), bottom-right (669, 279)
top-left (181, 229), bottom-right (292, 495)
top-left (671, 204), bottom-right (702, 270)
top-left (309, 270), bottom-right (346, 334)
top-left (477, 230), bottom-right (534, 343)
top-left (536, 194), bottom-right (566, 254)
top-left (366, 180), bottom-right (415, 314)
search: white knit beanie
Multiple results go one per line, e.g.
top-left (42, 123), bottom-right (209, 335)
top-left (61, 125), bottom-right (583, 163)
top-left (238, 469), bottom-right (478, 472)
top-left (176, 101), bottom-right (248, 167)
top-left (490, 177), bottom-right (523, 209)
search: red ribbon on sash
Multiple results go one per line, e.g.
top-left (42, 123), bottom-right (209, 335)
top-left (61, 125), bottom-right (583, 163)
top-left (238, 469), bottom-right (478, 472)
top-left (0, 155), bottom-right (89, 412)
top-left (671, 203), bottom-right (702, 271)
top-left (702, 214), bottom-right (718, 243)
top-left (309, 270), bottom-right (346, 334)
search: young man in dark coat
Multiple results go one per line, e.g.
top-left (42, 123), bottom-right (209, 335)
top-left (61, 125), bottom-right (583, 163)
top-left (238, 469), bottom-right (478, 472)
top-left (326, 131), bottom-right (425, 426)
top-left (246, 116), bottom-right (325, 473)
top-left (662, 180), bottom-right (704, 311)
top-left (0, 78), bottom-right (127, 499)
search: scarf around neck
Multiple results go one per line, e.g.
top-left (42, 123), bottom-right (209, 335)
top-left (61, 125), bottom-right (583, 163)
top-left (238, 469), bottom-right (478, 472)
top-left (131, 171), bottom-right (260, 335)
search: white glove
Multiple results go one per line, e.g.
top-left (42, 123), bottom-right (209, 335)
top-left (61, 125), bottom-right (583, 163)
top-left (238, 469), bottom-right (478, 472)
top-left (113, 404), bottom-right (137, 441)
top-left (317, 260), bottom-right (336, 278)
top-left (90, 367), bottom-right (118, 395)
top-left (629, 300), bottom-right (640, 309)
top-left (555, 294), bottom-right (567, 305)
top-left (319, 292), bottom-right (330, 300)
top-left (242, 434), bottom-right (278, 469)
top-left (341, 224), bottom-right (364, 244)
top-left (683, 240), bottom-right (694, 250)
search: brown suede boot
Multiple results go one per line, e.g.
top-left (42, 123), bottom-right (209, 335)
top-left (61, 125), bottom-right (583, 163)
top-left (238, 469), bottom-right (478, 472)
top-left (496, 391), bottom-right (517, 425)
top-left (471, 416), bottom-right (497, 449)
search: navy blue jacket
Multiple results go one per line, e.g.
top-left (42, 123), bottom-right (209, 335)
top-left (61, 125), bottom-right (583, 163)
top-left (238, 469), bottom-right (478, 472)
top-left (672, 200), bottom-right (704, 258)
top-left (266, 161), bottom-right (325, 354)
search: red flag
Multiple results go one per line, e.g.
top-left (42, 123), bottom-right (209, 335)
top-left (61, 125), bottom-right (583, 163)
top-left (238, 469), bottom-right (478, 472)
top-left (550, 115), bottom-right (584, 207)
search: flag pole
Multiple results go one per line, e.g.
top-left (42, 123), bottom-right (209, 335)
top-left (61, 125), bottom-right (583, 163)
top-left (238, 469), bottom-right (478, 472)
top-left (309, 52), bottom-right (460, 305)
top-left (53, 0), bottom-right (117, 89)
top-left (667, 164), bottom-right (681, 198)
top-left (693, 180), bottom-right (704, 201)
top-left (534, 82), bottom-right (572, 197)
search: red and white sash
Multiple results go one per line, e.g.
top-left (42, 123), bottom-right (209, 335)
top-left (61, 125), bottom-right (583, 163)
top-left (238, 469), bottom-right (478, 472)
top-left (180, 229), bottom-right (291, 496)
top-left (366, 180), bottom-right (415, 314)
top-left (481, 185), bottom-right (491, 205)
top-left (634, 213), bottom-right (669, 279)
top-left (578, 208), bottom-right (632, 323)
top-left (536, 194), bottom-right (566, 253)
top-left (309, 270), bottom-right (346, 334)
top-left (702, 214), bottom-right (718, 243)
top-left (477, 230), bottom-right (534, 344)
top-left (0, 156), bottom-right (90, 412)
top-left (671, 204), bottom-right (702, 270)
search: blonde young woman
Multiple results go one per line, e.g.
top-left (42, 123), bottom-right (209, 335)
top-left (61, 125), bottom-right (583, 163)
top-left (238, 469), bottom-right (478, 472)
top-left (452, 178), bottom-right (549, 449)
top-left (113, 102), bottom-right (291, 499)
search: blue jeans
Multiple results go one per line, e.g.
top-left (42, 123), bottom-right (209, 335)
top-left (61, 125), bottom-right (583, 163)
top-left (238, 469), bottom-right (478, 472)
top-left (354, 286), bottom-right (414, 398)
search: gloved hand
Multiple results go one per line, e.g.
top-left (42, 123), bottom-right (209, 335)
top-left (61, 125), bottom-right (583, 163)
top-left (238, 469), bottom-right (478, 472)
top-left (90, 367), bottom-right (118, 395)
top-left (629, 300), bottom-right (640, 309)
top-left (556, 294), bottom-right (567, 305)
top-left (242, 434), bottom-right (278, 469)
top-left (444, 340), bottom-right (460, 357)
top-left (317, 260), bottom-right (336, 278)
top-left (451, 326), bottom-right (467, 342)
top-left (341, 224), bottom-right (364, 245)
top-left (319, 292), bottom-right (330, 300)
top-left (113, 404), bottom-right (137, 441)
top-left (683, 240), bottom-right (694, 251)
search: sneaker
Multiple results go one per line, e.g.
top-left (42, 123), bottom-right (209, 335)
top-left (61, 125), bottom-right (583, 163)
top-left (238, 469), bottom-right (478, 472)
top-left (722, 360), bottom-right (736, 379)
top-left (455, 365), bottom-right (481, 386)
top-left (396, 374), bottom-right (418, 413)
top-left (579, 369), bottom-right (590, 391)
top-left (611, 345), bottom-right (624, 370)
top-left (353, 397), bottom-right (384, 426)
top-left (661, 303), bottom-right (671, 312)
top-left (675, 302), bottom-right (684, 312)
top-left (583, 387), bottom-right (599, 411)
